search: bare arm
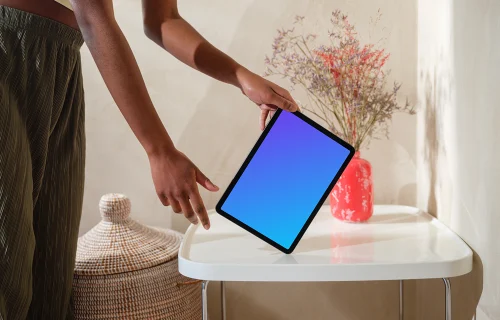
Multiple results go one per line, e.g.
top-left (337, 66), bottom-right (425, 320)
top-left (142, 0), bottom-right (299, 129)
top-left (72, 0), bottom-right (218, 228)
top-left (142, 0), bottom-right (242, 87)
top-left (72, 0), bottom-right (171, 155)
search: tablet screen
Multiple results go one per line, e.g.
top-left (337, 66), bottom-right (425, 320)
top-left (216, 110), bottom-right (354, 253)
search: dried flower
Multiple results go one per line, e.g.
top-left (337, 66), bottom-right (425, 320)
top-left (264, 10), bottom-right (414, 150)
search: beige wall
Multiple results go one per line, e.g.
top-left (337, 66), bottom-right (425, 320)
top-left (80, 0), bottom-right (417, 319)
top-left (416, 0), bottom-right (498, 319)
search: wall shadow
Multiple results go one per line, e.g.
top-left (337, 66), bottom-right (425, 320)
top-left (416, 0), bottom-right (489, 317)
top-left (421, 69), bottom-right (442, 218)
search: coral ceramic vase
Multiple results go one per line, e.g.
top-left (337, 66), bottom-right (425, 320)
top-left (330, 151), bottom-right (373, 222)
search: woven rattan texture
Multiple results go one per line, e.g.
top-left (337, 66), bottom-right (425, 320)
top-left (73, 194), bottom-right (202, 320)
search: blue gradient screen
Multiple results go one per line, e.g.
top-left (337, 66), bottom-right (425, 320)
top-left (220, 111), bottom-right (352, 249)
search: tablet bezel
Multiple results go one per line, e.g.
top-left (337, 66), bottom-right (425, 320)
top-left (215, 108), bottom-right (355, 254)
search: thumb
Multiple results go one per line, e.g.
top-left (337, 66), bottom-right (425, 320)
top-left (196, 168), bottom-right (219, 192)
top-left (269, 91), bottom-right (298, 112)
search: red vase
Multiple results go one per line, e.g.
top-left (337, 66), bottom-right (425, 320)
top-left (330, 151), bottom-right (373, 222)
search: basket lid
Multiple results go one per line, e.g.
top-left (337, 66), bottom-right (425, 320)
top-left (74, 193), bottom-right (182, 276)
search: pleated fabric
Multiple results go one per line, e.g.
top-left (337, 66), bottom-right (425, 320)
top-left (0, 6), bottom-right (85, 320)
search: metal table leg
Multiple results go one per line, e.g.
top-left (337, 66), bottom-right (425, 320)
top-left (221, 281), bottom-right (227, 320)
top-left (202, 280), bottom-right (210, 320)
top-left (399, 280), bottom-right (404, 320)
top-left (207, 279), bottom-right (452, 320)
top-left (443, 278), bottom-right (451, 320)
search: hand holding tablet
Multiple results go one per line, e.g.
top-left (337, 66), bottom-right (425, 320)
top-left (216, 109), bottom-right (355, 253)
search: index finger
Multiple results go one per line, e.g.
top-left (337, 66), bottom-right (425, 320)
top-left (189, 186), bottom-right (210, 230)
top-left (259, 109), bottom-right (269, 131)
top-left (272, 87), bottom-right (300, 112)
top-left (269, 90), bottom-right (298, 112)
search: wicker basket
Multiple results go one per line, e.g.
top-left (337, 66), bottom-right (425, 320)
top-left (72, 194), bottom-right (202, 319)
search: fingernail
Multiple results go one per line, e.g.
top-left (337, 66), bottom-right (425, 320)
top-left (203, 224), bottom-right (210, 230)
top-left (208, 179), bottom-right (219, 190)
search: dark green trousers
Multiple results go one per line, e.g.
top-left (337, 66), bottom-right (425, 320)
top-left (0, 7), bottom-right (85, 320)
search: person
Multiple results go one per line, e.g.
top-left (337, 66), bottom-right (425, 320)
top-left (0, 0), bottom-right (299, 319)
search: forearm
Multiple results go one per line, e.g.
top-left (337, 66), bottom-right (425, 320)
top-left (144, 14), bottom-right (247, 89)
top-left (73, 3), bottom-right (174, 156)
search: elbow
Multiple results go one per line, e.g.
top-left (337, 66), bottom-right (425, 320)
top-left (143, 21), bottom-right (158, 43)
top-left (72, 2), bottom-right (117, 37)
top-left (72, 0), bottom-right (109, 25)
top-left (72, 8), bottom-right (95, 34)
top-left (143, 17), bottom-right (164, 47)
top-left (143, 11), bottom-right (182, 46)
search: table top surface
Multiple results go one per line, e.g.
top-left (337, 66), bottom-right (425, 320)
top-left (178, 205), bottom-right (473, 282)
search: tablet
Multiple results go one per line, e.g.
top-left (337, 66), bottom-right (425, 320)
top-left (215, 109), bottom-right (355, 254)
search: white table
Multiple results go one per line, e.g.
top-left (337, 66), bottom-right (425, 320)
top-left (178, 205), bottom-right (473, 320)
